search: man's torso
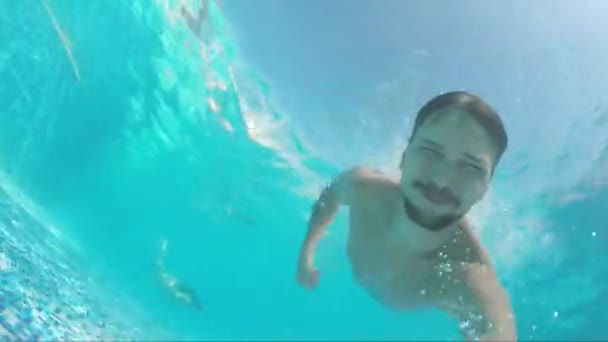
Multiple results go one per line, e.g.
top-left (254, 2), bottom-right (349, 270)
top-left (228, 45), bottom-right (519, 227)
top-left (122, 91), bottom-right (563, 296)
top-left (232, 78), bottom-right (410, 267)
top-left (344, 173), bottom-right (486, 312)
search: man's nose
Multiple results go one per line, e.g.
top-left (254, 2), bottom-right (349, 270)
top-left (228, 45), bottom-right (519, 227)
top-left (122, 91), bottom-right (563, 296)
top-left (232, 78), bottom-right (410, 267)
top-left (429, 163), bottom-right (456, 189)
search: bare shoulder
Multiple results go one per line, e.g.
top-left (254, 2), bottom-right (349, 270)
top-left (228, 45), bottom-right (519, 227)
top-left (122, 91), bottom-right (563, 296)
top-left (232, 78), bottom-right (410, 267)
top-left (449, 219), bottom-right (493, 267)
top-left (345, 167), bottom-right (398, 191)
top-left (343, 167), bottom-right (400, 206)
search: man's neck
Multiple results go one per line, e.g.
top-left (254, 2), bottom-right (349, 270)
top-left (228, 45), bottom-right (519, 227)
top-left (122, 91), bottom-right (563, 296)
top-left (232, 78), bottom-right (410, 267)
top-left (392, 209), bottom-right (461, 255)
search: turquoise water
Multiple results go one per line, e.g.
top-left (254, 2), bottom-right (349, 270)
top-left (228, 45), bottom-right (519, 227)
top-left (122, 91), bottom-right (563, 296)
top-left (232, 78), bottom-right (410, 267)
top-left (1, 0), bottom-right (607, 340)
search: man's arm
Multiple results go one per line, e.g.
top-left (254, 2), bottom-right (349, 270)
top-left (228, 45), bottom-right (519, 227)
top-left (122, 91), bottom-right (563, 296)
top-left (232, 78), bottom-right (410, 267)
top-left (298, 168), bottom-right (363, 268)
top-left (459, 263), bottom-right (517, 341)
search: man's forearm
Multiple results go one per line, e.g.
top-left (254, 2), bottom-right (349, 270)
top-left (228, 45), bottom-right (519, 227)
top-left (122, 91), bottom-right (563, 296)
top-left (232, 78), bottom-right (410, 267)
top-left (477, 288), bottom-right (517, 341)
top-left (484, 312), bottom-right (517, 341)
top-left (460, 263), bottom-right (518, 342)
top-left (462, 315), bottom-right (516, 342)
top-left (476, 323), bottom-right (516, 342)
top-left (299, 186), bottom-right (340, 264)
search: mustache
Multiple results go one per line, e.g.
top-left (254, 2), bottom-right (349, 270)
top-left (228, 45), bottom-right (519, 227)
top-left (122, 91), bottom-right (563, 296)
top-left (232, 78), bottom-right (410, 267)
top-left (412, 181), bottom-right (460, 207)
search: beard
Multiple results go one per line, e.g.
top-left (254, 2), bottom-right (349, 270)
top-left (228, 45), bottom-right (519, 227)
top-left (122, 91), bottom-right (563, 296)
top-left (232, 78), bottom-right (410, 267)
top-left (401, 193), bottom-right (464, 231)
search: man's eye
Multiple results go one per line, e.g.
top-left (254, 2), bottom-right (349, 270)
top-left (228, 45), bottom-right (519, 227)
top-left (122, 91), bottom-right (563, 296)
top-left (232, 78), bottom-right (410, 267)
top-left (464, 163), bottom-right (484, 174)
top-left (420, 147), bottom-right (440, 155)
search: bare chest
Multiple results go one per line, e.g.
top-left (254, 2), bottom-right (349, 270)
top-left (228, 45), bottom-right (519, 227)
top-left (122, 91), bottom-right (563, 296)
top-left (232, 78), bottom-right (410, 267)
top-left (346, 209), bottom-right (464, 309)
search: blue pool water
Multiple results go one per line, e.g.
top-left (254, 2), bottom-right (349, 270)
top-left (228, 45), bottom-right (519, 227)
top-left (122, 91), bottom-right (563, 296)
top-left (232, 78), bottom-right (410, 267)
top-left (1, 0), bottom-right (608, 340)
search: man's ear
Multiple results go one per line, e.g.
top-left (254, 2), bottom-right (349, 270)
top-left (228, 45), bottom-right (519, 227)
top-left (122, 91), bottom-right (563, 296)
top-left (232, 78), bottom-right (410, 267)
top-left (400, 137), bottom-right (413, 170)
top-left (475, 182), bottom-right (490, 204)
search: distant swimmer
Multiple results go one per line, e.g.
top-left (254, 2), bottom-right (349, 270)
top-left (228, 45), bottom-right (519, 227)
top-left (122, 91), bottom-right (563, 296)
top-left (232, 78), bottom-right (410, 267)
top-left (296, 91), bottom-right (517, 341)
top-left (158, 240), bottom-right (203, 311)
top-left (180, 0), bottom-right (213, 41)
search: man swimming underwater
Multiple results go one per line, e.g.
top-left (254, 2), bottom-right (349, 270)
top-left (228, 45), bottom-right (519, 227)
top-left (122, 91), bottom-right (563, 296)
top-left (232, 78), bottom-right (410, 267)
top-left (180, 0), bottom-right (213, 42)
top-left (158, 240), bottom-right (203, 311)
top-left (297, 91), bottom-right (517, 341)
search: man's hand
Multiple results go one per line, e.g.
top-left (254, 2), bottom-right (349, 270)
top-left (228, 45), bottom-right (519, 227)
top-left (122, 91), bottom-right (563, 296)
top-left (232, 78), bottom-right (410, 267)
top-left (297, 261), bottom-right (320, 290)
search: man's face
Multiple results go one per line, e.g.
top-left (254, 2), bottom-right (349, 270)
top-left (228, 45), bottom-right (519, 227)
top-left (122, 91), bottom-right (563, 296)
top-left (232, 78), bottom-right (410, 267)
top-left (399, 110), bottom-right (495, 231)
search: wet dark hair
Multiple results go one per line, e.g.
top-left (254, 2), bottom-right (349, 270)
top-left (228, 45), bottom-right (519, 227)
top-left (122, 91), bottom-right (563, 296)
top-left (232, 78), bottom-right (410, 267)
top-left (409, 91), bottom-right (508, 169)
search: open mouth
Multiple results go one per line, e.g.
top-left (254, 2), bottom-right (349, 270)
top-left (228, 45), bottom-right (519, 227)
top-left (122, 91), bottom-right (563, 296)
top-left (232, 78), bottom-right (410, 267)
top-left (413, 182), bottom-right (458, 207)
top-left (421, 188), bottom-right (454, 206)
